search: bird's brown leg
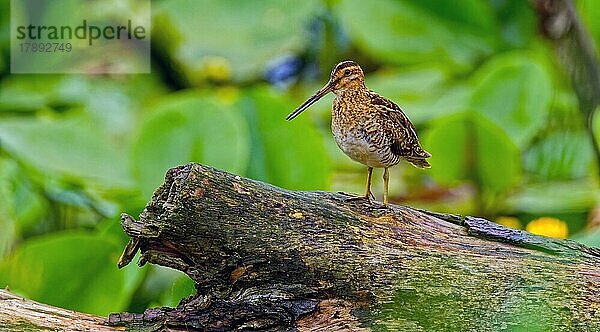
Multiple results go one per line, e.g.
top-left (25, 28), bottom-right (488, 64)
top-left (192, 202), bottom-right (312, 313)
top-left (342, 166), bottom-right (374, 202)
top-left (364, 166), bottom-right (374, 200)
top-left (383, 167), bottom-right (390, 206)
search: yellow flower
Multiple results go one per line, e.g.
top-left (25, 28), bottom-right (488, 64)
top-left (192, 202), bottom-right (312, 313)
top-left (496, 216), bottom-right (522, 230)
top-left (201, 56), bottom-right (232, 82)
top-left (526, 217), bottom-right (569, 239)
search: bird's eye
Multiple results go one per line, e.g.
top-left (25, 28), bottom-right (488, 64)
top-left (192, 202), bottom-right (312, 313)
top-left (344, 69), bottom-right (352, 77)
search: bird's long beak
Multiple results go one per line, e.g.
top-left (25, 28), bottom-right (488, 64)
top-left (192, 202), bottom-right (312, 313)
top-left (286, 81), bottom-right (333, 121)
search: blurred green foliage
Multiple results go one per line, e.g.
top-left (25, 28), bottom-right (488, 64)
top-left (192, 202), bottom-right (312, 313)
top-left (0, 0), bottom-right (599, 317)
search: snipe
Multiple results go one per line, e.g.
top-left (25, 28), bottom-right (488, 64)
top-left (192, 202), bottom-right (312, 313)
top-left (286, 60), bottom-right (430, 206)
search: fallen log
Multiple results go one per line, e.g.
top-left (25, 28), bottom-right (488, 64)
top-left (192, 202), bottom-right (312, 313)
top-left (107, 163), bottom-right (600, 331)
top-left (0, 289), bottom-right (122, 331)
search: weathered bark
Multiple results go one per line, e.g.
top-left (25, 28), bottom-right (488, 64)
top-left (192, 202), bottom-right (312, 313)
top-left (108, 163), bottom-right (600, 331)
top-left (0, 289), bottom-right (122, 331)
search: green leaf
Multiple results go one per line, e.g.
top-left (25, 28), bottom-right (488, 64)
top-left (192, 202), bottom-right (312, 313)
top-left (0, 158), bottom-right (46, 248)
top-left (132, 90), bottom-right (250, 197)
top-left (0, 0), bottom-right (9, 49)
top-left (241, 87), bottom-right (331, 190)
top-left (524, 131), bottom-right (594, 180)
top-left (410, 0), bottom-right (495, 32)
top-left (505, 181), bottom-right (599, 214)
top-left (0, 74), bottom-right (166, 139)
top-left (491, 0), bottom-right (537, 47)
top-left (153, 0), bottom-right (321, 82)
top-left (593, 105), bottom-right (600, 153)
top-left (0, 116), bottom-right (133, 189)
top-left (0, 160), bottom-right (16, 258)
top-left (424, 112), bottom-right (521, 193)
top-left (470, 52), bottom-right (552, 147)
top-left (0, 232), bottom-right (129, 315)
top-left (335, 0), bottom-right (496, 70)
top-left (577, 0), bottom-right (600, 48)
top-left (0, 75), bottom-right (77, 112)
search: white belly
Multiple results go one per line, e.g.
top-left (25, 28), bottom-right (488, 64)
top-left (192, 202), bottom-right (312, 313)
top-left (333, 129), bottom-right (388, 168)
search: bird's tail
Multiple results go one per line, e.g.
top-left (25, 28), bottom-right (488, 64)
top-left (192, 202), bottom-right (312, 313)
top-left (406, 157), bottom-right (431, 169)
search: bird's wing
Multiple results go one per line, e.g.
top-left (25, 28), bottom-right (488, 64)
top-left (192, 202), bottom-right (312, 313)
top-left (368, 91), bottom-right (431, 159)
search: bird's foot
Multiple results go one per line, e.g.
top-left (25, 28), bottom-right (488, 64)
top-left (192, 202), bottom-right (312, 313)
top-left (337, 191), bottom-right (375, 202)
top-left (363, 189), bottom-right (376, 200)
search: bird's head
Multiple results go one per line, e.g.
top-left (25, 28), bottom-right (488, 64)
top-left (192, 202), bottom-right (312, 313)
top-left (286, 60), bottom-right (365, 121)
top-left (329, 60), bottom-right (365, 92)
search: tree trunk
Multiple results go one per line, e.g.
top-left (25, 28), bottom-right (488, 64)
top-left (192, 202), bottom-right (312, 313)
top-left (106, 163), bottom-right (600, 331)
top-left (534, 0), bottom-right (600, 173)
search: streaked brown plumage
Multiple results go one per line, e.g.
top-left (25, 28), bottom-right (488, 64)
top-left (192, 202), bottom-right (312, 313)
top-left (286, 60), bottom-right (430, 206)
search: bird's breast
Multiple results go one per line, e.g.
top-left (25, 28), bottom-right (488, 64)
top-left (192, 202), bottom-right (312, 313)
top-left (331, 121), bottom-right (396, 168)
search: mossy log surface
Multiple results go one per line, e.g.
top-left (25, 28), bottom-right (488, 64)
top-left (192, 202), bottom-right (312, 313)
top-left (108, 163), bottom-right (600, 331)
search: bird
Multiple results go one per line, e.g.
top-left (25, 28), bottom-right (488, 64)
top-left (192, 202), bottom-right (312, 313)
top-left (286, 60), bottom-right (430, 206)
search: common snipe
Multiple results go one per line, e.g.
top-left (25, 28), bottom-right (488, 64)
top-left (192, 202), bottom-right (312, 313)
top-left (286, 60), bottom-right (431, 206)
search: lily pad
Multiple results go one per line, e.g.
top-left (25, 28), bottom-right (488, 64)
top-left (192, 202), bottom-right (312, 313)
top-left (132, 91), bottom-right (250, 197)
top-left (470, 52), bottom-right (552, 148)
top-left (0, 232), bottom-right (131, 315)
top-left (241, 87), bottom-right (331, 190)
top-left (335, 0), bottom-right (496, 71)
top-left (424, 112), bottom-right (521, 193)
top-left (152, 0), bottom-right (322, 83)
